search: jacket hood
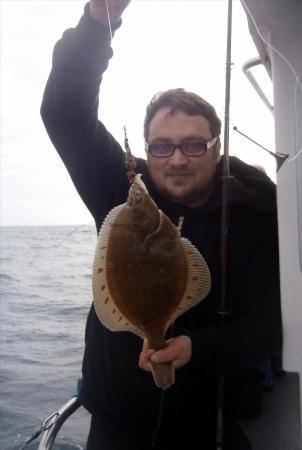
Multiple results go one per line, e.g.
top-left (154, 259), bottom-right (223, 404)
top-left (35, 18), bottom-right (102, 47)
top-left (226, 156), bottom-right (277, 213)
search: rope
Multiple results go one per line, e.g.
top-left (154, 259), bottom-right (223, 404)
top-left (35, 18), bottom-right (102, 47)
top-left (105, 0), bottom-right (113, 40)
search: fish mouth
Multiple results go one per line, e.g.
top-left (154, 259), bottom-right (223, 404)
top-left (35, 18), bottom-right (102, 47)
top-left (127, 175), bottom-right (150, 207)
top-left (127, 190), bottom-right (143, 206)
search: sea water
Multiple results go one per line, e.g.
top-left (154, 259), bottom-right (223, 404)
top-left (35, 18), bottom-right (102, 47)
top-left (0, 225), bottom-right (97, 449)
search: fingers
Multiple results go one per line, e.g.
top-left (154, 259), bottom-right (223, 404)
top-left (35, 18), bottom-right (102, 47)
top-left (138, 344), bottom-right (155, 372)
top-left (139, 335), bottom-right (192, 373)
top-left (106, 0), bottom-right (131, 17)
top-left (90, 0), bottom-right (131, 25)
top-left (151, 336), bottom-right (192, 369)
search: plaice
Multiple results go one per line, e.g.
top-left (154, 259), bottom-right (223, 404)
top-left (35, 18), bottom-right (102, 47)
top-left (92, 174), bottom-right (211, 389)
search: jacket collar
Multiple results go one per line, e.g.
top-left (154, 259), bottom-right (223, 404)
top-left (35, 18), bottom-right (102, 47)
top-left (139, 156), bottom-right (276, 217)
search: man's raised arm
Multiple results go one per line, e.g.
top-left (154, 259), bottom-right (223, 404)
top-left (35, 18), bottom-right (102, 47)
top-left (40, 0), bottom-right (131, 221)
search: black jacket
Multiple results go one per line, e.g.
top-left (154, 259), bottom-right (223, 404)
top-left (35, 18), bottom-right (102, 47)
top-left (41, 5), bottom-right (282, 449)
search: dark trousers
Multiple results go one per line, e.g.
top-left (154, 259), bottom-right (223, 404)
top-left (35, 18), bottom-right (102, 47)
top-left (86, 417), bottom-right (150, 450)
top-left (86, 416), bottom-right (252, 450)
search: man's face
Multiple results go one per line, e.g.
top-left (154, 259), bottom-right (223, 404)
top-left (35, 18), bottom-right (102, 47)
top-left (146, 107), bottom-right (221, 207)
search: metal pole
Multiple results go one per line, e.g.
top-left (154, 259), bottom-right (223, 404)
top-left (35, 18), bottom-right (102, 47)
top-left (216, 0), bottom-right (233, 448)
top-left (233, 126), bottom-right (289, 171)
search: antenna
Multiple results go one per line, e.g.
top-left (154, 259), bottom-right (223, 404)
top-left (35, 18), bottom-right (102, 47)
top-left (233, 126), bottom-right (289, 171)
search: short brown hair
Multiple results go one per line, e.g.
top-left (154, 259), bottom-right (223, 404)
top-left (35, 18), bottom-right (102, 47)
top-left (144, 88), bottom-right (221, 141)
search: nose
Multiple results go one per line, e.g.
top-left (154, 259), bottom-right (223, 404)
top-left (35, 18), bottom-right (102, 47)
top-left (169, 147), bottom-right (188, 165)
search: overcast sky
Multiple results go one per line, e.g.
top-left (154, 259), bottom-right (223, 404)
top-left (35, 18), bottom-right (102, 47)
top-left (1, 0), bottom-right (276, 226)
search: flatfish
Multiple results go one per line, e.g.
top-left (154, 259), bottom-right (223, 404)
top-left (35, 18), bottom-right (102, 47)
top-left (92, 174), bottom-right (211, 389)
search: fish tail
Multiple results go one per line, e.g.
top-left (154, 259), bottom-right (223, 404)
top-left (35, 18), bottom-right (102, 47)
top-left (151, 361), bottom-right (175, 390)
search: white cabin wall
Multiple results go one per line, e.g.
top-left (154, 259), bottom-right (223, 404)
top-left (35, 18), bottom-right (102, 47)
top-left (271, 12), bottom-right (302, 380)
top-left (242, 0), bottom-right (302, 419)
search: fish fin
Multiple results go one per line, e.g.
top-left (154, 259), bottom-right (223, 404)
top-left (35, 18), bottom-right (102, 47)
top-left (165, 238), bottom-right (211, 330)
top-left (151, 361), bottom-right (175, 390)
top-left (92, 204), bottom-right (144, 338)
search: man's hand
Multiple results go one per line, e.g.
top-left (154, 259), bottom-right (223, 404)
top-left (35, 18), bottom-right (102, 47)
top-left (139, 335), bottom-right (192, 372)
top-left (89, 0), bottom-right (131, 26)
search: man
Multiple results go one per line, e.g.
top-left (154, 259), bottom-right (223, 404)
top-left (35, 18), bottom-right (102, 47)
top-left (41, 1), bottom-right (282, 449)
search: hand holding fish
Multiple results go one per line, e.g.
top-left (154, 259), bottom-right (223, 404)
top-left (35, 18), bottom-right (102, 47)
top-left (89, 0), bottom-right (131, 25)
top-left (139, 335), bottom-right (192, 372)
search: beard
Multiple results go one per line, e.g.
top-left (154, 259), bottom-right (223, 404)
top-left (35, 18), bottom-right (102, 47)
top-left (158, 175), bottom-right (215, 208)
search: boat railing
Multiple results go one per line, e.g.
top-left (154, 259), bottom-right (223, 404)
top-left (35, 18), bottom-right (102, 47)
top-left (37, 396), bottom-right (81, 450)
top-left (242, 56), bottom-right (273, 114)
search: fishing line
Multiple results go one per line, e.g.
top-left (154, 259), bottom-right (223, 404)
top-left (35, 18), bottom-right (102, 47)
top-left (241, 0), bottom-right (302, 167)
top-left (123, 128), bottom-right (154, 333)
top-left (287, 70), bottom-right (302, 163)
top-left (287, 147), bottom-right (302, 163)
top-left (122, 131), bottom-right (177, 447)
top-left (105, 0), bottom-right (113, 40)
top-left (241, 0), bottom-right (302, 93)
top-left (55, 222), bottom-right (95, 248)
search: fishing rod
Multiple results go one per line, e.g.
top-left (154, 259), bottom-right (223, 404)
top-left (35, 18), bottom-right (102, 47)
top-left (216, 0), bottom-right (233, 448)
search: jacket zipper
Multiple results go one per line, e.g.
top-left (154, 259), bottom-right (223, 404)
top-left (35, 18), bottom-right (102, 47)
top-left (178, 216), bottom-right (184, 231)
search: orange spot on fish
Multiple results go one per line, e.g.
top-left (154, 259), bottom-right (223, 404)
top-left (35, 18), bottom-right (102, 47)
top-left (97, 268), bottom-right (103, 273)
top-left (187, 295), bottom-right (192, 299)
top-left (104, 297), bottom-right (109, 304)
top-left (118, 316), bottom-right (123, 322)
top-left (112, 309), bottom-right (116, 314)
top-left (192, 276), bottom-right (199, 281)
top-left (101, 285), bottom-right (106, 291)
top-left (101, 246), bottom-right (106, 249)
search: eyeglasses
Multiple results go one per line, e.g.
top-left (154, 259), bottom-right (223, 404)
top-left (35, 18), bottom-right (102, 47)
top-left (146, 137), bottom-right (218, 158)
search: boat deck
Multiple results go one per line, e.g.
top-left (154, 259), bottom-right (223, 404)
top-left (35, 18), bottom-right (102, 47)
top-left (50, 372), bottom-right (302, 449)
top-left (240, 372), bottom-right (301, 450)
